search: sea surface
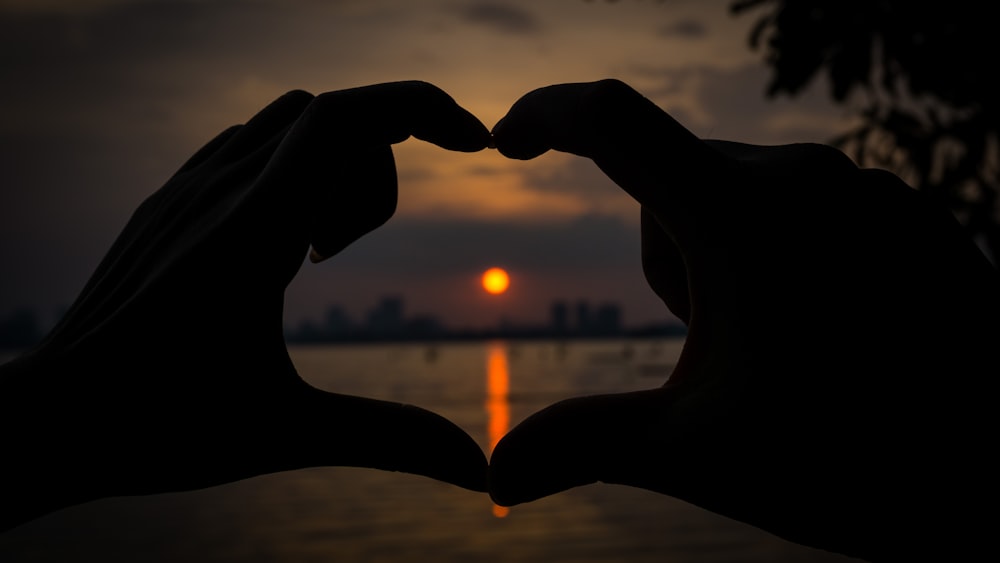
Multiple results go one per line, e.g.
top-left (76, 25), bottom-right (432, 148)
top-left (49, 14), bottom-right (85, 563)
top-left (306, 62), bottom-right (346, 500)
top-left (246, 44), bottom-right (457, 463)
top-left (0, 339), bottom-right (861, 562)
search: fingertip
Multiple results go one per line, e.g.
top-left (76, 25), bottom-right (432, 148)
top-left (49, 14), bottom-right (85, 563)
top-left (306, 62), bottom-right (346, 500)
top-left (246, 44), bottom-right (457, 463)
top-left (302, 81), bottom-right (491, 152)
top-left (396, 81), bottom-right (492, 152)
top-left (430, 105), bottom-right (491, 152)
top-left (491, 81), bottom-right (626, 160)
top-left (280, 88), bottom-right (316, 105)
top-left (490, 116), bottom-right (550, 160)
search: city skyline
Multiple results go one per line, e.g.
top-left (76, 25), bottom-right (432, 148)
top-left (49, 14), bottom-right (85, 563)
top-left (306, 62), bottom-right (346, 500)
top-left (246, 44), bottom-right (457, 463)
top-left (0, 292), bottom-right (686, 350)
top-left (280, 293), bottom-right (685, 343)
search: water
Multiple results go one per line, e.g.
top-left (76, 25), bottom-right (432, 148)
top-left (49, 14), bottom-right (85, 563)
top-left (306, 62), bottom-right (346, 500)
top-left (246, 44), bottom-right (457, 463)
top-left (0, 339), bottom-right (859, 562)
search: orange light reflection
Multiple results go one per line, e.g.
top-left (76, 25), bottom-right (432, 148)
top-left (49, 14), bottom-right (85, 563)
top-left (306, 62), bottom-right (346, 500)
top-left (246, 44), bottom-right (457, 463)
top-left (486, 341), bottom-right (511, 518)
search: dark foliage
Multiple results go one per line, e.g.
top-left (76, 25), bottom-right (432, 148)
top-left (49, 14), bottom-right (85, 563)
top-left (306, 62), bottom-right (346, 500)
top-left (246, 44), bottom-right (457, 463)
top-left (731, 0), bottom-right (999, 262)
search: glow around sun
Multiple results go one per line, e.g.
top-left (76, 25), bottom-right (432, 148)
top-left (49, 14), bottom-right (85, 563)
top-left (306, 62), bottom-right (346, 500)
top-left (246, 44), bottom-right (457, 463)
top-left (481, 267), bottom-right (510, 295)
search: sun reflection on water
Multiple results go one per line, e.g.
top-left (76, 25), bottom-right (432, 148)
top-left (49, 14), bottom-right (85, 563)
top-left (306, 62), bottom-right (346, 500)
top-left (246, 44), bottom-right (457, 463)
top-left (485, 341), bottom-right (511, 518)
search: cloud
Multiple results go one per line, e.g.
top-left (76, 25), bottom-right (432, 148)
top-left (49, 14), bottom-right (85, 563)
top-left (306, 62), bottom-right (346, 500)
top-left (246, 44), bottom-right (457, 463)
top-left (453, 1), bottom-right (540, 35)
top-left (692, 63), bottom-right (855, 144)
top-left (325, 213), bottom-right (640, 275)
top-left (656, 18), bottom-right (707, 39)
top-left (0, 0), bottom-right (128, 15)
top-left (627, 62), bottom-right (852, 145)
top-left (0, 1), bottom-right (283, 136)
top-left (518, 155), bottom-right (639, 222)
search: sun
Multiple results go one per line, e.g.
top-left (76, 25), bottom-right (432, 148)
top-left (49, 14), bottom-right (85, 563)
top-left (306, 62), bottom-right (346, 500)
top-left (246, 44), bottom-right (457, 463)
top-left (481, 267), bottom-right (510, 295)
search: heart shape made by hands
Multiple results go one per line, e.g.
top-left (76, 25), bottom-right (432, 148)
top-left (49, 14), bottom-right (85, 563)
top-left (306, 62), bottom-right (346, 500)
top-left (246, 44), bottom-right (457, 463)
top-left (4, 81), bottom-right (997, 563)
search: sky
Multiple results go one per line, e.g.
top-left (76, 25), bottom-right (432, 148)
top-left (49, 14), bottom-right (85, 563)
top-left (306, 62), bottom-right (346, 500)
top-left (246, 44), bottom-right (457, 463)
top-left (0, 0), bottom-right (858, 333)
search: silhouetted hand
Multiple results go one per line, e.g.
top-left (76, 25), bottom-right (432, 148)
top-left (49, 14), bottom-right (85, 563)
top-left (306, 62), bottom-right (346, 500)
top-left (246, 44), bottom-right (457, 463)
top-left (0, 82), bottom-right (491, 532)
top-left (489, 79), bottom-right (999, 562)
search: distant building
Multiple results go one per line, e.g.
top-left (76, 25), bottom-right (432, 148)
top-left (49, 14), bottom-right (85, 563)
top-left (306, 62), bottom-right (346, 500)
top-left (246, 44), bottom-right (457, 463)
top-left (575, 300), bottom-right (591, 333)
top-left (550, 301), bottom-right (569, 334)
top-left (323, 305), bottom-right (353, 338)
top-left (406, 314), bottom-right (444, 338)
top-left (366, 296), bottom-right (405, 336)
top-left (547, 299), bottom-right (625, 336)
top-left (594, 302), bottom-right (623, 335)
top-left (283, 294), bottom-right (641, 344)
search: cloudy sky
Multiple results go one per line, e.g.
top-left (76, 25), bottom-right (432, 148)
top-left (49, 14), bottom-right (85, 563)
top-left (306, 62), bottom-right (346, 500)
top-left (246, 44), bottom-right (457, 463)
top-left (0, 0), bottom-right (857, 333)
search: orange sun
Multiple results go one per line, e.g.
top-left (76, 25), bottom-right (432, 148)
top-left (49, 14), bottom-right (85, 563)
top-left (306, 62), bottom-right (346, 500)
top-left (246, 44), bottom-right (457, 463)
top-left (481, 267), bottom-right (510, 295)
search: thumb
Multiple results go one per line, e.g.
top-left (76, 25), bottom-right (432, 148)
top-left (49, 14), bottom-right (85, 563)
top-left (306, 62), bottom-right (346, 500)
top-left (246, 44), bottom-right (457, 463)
top-left (282, 388), bottom-right (489, 492)
top-left (488, 388), bottom-right (680, 506)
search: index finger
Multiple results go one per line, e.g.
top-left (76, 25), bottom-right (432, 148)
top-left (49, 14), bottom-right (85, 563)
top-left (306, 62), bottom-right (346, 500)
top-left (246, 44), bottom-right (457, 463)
top-left (491, 79), bottom-right (732, 209)
top-left (300, 80), bottom-right (491, 152)
top-left (249, 81), bottom-right (491, 260)
top-left (491, 79), bottom-right (701, 159)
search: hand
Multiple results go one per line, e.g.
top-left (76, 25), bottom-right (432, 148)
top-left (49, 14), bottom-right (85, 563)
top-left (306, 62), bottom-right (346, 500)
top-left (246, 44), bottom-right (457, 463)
top-left (0, 82), bottom-right (492, 532)
top-left (488, 80), bottom-right (1000, 562)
